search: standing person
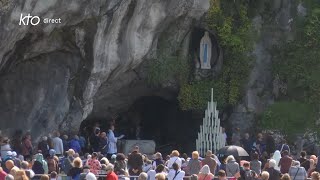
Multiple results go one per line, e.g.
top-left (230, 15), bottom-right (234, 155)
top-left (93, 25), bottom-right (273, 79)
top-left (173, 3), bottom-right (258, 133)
top-left (201, 150), bottom-right (217, 174)
top-left (67, 157), bottom-right (83, 179)
top-left (278, 140), bottom-right (290, 155)
top-left (261, 171), bottom-right (270, 180)
top-left (167, 163), bottom-right (185, 180)
top-left (107, 124), bottom-right (124, 159)
top-left (90, 127), bottom-right (101, 153)
top-left (63, 149), bottom-right (75, 175)
top-left (279, 150), bottom-right (293, 174)
top-left (288, 161), bottom-right (307, 180)
top-left (0, 167), bottom-right (7, 179)
top-left (241, 133), bottom-right (253, 156)
top-left (272, 150), bottom-right (282, 171)
top-left (222, 128), bottom-right (227, 145)
top-left (114, 153), bottom-right (128, 175)
top-left (152, 152), bottom-right (164, 169)
top-left (69, 135), bottom-right (81, 153)
top-left (240, 162), bottom-right (257, 180)
top-left (225, 155), bottom-right (240, 178)
top-left (187, 151), bottom-right (202, 175)
top-left (32, 153), bottom-right (48, 175)
top-left (231, 128), bottom-right (241, 146)
top-left (47, 149), bottom-right (58, 174)
top-left (298, 151), bottom-right (310, 171)
top-left (1, 138), bottom-right (12, 160)
top-left (265, 159), bottom-right (281, 180)
top-left (38, 136), bottom-right (50, 158)
top-left (198, 165), bottom-right (214, 180)
top-left (217, 170), bottom-right (227, 180)
top-left (86, 152), bottom-right (101, 175)
top-left (167, 150), bottom-right (182, 169)
top-left (52, 131), bottom-right (64, 157)
top-left (105, 164), bottom-right (118, 180)
top-left (21, 161), bottom-right (35, 179)
top-left (99, 132), bottom-right (108, 156)
top-left (265, 133), bottom-right (275, 156)
top-left (128, 146), bottom-right (144, 177)
top-left (250, 152), bottom-right (262, 175)
top-left (62, 135), bottom-right (70, 152)
top-left (21, 134), bottom-right (33, 160)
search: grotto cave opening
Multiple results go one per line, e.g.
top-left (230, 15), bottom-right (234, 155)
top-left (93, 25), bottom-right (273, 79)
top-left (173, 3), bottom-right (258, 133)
top-left (80, 96), bottom-right (203, 155)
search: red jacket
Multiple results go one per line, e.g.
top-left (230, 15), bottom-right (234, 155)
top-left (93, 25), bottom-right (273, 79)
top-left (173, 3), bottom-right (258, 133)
top-left (106, 171), bottom-right (118, 180)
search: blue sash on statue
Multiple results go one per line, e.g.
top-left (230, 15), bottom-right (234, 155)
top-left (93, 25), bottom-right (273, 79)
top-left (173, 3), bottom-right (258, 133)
top-left (203, 44), bottom-right (208, 63)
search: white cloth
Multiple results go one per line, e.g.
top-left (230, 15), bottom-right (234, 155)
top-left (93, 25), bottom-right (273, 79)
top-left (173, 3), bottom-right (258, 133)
top-left (25, 169), bottom-right (35, 178)
top-left (167, 169), bottom-right (185, 180)
top-left (167, 157), bottom-right (182, 169)
top-left (107, 130), bottom-right (118, 154)
top-left (272, 150), bottom-right (281, 171)
top-left (147, 170), bottom-right (156, 180)
top-left (52, 137), bottom-right (64, 155)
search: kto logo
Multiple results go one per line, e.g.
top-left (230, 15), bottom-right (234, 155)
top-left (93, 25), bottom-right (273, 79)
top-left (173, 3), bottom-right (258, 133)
top-left (19, 13), bottom-right (40, 26)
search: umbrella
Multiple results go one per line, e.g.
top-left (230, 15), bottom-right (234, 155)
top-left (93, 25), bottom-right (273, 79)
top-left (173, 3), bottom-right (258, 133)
top-left (216, 145), bottom-right (249, 157)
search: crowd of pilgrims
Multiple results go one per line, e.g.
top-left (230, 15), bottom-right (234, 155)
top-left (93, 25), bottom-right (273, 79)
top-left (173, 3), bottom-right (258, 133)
top-left (1, 125), bottom-right (320, 180)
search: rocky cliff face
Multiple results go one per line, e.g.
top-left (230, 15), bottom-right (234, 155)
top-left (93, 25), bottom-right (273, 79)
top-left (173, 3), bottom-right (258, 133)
top-left (0, 0), bottom-right (209, 138)
top-left (229, 0), bottom-right (306, 131)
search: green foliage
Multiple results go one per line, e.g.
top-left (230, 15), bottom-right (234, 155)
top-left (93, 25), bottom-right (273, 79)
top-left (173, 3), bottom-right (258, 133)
top-left (260, 0), bottom-right (320, 134)
top-left (147, 54), bottom-right (190, 86)
top-left (177, 0), bottom-right (254, 110)
top-left (261, 101), bottom-right (317, 136)
top-left (178, 80), bottom-right (227, 110)
top-left (272, 1), bottom-right (320, 105)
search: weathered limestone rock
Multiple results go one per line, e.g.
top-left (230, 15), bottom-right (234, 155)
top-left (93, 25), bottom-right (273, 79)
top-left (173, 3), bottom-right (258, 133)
top-left (0, 0), bottom-right (209, 137)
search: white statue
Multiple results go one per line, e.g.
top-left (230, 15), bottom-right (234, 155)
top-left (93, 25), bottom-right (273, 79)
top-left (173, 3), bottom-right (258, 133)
top-left (199, 31), bottom-right (212, 69)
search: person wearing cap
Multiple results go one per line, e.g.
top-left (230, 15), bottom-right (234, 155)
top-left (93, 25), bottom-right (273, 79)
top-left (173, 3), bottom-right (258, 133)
top-left (107, 124), bottom-right (125, 159)
top-left (128, 146), bottom-right (143, 177)
top-left (202, 150), bottom-right (217, 173)
top-left (288, 160), bottom-right (307, 180)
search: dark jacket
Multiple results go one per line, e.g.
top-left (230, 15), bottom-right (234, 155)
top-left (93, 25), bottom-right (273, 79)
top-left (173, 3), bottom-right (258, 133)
top-left (265, 167), bottom-right (281, 180)
top-left (38, 141), bottom-right (49, 157)
top-left (128, 151), bottom-right (143, 175)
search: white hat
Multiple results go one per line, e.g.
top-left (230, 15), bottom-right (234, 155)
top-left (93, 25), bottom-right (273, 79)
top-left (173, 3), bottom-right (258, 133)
top-left (85, 172), bottom-right (97, 180)
top-left (6, 151), bottom-right (13, 156)
top-left (111, 154), bottom-right (117, 159)
top-left (12, 151), bottom-right (17, 157)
